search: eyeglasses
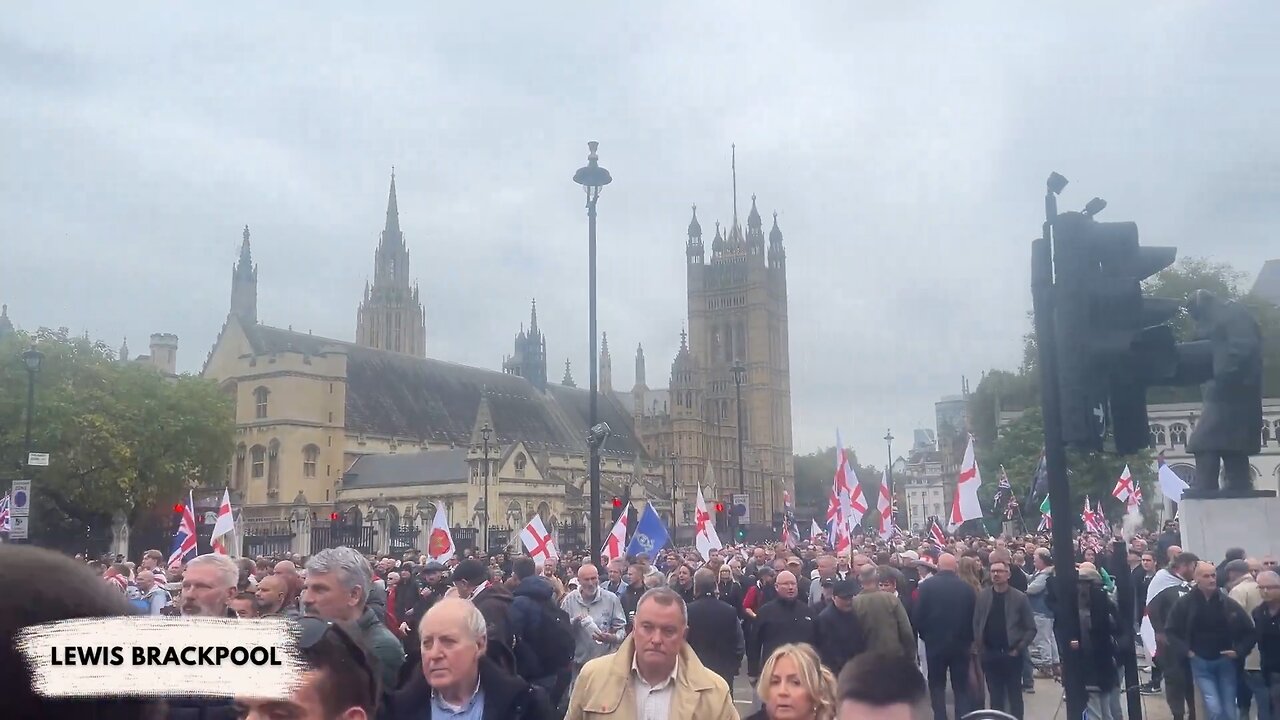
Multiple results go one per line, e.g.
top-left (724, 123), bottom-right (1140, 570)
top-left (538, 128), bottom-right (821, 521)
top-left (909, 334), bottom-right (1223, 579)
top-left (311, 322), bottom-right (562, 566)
top-left (297, 617), bottom-right (379, 706)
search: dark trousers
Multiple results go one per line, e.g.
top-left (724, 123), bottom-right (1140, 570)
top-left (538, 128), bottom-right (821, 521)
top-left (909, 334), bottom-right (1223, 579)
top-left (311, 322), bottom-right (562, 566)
top-left (927, 649), bottom-right (973, 720)
top-left (983, 652), bottom-right (1025, 719)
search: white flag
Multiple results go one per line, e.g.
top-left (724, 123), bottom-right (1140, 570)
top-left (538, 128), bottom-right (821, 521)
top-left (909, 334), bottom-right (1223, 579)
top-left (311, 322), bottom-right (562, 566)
top-left (601, 513), bottom-right (628, 565)
top-left (877, 467), bottom-right (894, 540)
top-left (810, 518), bottom-right (823, 540)
top-left (949, 435), bottom-right (984, 530)
top-left (427, 503), bottom-right (456, 563)
top-left (520, 515), bottom-right (559, 566)
top-left (211, 488), bottom-right (235, 555)
top-left (1156, 454), bottom-right (1189, 504)
top-left (694, 486), bottom-right (723, 560)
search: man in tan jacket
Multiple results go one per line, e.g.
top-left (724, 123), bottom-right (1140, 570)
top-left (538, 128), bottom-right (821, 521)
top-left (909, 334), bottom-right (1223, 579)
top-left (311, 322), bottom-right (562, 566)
top-left (565, 586), bottom-right (737, 720)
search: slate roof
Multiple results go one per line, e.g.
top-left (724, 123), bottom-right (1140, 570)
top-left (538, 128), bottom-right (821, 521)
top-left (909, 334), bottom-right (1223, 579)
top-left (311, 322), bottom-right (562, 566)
top-left (343, 448), bottom-right (469, 488)
top-left (240, 324), bottom-right (648, 458)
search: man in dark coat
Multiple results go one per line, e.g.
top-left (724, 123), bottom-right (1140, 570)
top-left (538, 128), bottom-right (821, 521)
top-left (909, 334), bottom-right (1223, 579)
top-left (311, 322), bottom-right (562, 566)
top-left (816, 579), bottom-right (866, 675)
top-left (748, 570), bottom-right (817, 683)
top-left (507, 557), bottom-right (570, 706)
top-left (1182, 289), bottom-right (1264, 494)
top-left (453, 558), bottom-right (516, 672)
top-left (914, 553), bottom-right (978, 720)
top-left (686, 568), bottom-right (745, 689)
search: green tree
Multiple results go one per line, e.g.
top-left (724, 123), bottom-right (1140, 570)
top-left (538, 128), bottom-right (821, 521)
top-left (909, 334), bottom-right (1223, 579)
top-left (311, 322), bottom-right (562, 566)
top-left (0, 328), bottom-right (234, 550)
top-left (793, 446), bottom-right (879, 523)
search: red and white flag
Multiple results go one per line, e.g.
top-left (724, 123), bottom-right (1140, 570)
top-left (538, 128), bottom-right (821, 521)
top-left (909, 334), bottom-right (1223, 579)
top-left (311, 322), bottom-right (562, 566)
top-left (949, 435), bottom-right (984, 530)
top-left (1111, 465), bottom-right (1134, 503)
top-left (694, 486), bottom-right (723, 561)
top-left (210, 488), bottom-right (235, 555)
top-left (520, 515), bottom-right (559, 567)
top-left (876, 467), bottom-right (894, 540)
top-left (601, 510), bottom-right (629, 565)
top-left (929, 517), bottom-right (947, 546)
top-left (168, 490), bottom-right (198, 567)
top-left (427, 502), bottom-right (456, 563)
top-left (1082, 496), bottom-right (1108, 535)
top-left (1127, 480), bottom-right (1144, 515)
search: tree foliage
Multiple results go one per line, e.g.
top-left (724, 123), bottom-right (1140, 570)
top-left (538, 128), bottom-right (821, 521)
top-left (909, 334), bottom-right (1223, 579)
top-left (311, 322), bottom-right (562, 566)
top-left (0, 328), bottom-right (234, 548)
top-left (793, 446), bottom-right (880, 521)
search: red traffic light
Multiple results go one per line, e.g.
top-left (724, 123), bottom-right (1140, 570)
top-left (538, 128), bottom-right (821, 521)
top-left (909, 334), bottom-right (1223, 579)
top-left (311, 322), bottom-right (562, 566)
top-left (172, 503), bottom-right (185, 514)
top-left (329, 512), bottom-right (340, 521)
top-left (714, 502), bottom-right (724, 513)
top-left (611, 497), bottom-right (623, 508)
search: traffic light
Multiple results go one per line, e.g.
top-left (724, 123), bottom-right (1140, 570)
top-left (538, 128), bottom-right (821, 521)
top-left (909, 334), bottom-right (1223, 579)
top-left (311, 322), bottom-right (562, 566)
top-left (735, 526), bottom-right (747, 542)
top-left (1052, 205), bottom-right (1181, 454)
top-left (172, 503), bottom-right (185, 514)
top-left (611, 497), bottom-right (623, 523)
top-left (329, 512), bottom-right (340, 521)
top-left (713, 502), bottom-right (724, 514)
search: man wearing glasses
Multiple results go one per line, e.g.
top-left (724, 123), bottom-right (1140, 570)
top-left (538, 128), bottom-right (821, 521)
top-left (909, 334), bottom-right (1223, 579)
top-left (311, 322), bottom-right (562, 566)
top-left (972, 560), bottom-right (1036, 720)
top-left (1254, 571), bottom-right (1280, 719)
top-left (236, 617), bottom-right (380, 720)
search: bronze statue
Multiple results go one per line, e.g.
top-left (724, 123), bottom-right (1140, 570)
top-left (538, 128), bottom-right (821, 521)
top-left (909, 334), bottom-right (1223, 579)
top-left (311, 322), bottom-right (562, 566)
top-left (1179, 290), bottom-right (1265, 495)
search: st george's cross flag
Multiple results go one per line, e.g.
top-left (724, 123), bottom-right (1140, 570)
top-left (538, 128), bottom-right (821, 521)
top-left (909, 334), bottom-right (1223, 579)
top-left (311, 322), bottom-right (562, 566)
top-left (876, 467), bottom-right (895, 541)
top-left (949, 434), bottom-right (984, 530)
top-left (520, 515), bottom-right (560, 567)
top-left (694, 485), bottom-right (723, 561)
top-left (210, 488), bottom-right (236, 555)
top-left (601, 511), bottom-right (629, 565)
top-left (1112, 465), bottom-right (1134, 503)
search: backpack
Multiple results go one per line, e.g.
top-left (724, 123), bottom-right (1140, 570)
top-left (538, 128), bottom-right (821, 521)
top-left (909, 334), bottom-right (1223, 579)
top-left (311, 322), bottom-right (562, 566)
top-left (520, 597), bottom-right (575, 676)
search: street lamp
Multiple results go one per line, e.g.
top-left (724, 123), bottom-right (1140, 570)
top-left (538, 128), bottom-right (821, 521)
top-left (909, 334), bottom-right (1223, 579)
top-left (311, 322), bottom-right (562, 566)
top-left (884, 429), bottom-right (895, 526)
top-left (480, 422), bottom-right (492, 553)
top-left (731, 360), bottom-right (746, 527)
top-left (574, 141), bottom-right (612, 555)
top-left (22, 348), bottom-right (44, 465)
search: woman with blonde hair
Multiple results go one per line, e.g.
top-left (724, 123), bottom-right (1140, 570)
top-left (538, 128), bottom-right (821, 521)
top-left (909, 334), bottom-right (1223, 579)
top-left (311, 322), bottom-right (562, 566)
top-left (746, 642), bottom-right (838, 720)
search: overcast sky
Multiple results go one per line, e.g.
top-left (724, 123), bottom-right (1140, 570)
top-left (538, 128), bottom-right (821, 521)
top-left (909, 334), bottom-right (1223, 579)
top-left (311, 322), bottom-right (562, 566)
top-left (3, 3), bottom-right (1278, 462)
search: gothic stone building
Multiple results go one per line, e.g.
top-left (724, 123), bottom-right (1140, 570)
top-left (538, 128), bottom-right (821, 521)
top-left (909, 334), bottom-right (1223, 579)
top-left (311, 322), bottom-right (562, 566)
top-left (201, 174), bottom-right (670, 556)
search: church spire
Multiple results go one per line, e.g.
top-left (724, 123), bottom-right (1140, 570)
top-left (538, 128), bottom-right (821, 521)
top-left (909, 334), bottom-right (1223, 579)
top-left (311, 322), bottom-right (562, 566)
top-left (529, 298), bottom-right (539, 336)
top-left (119, 337), bottom-right (130, 364)
top-left (385, 168), bottom-right (400, 235)
top-left (634, 343), bottom-right (646, 389)
top-left (562, 358), bottom-right (576, 387)
top-left (230, 224), bottom-right (258, 324)
top-left (600, 332), bottom-right (613, 392)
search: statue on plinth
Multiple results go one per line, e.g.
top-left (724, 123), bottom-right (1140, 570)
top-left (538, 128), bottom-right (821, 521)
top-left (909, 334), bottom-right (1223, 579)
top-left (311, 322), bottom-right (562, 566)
top-left (1180, 290), bottom-right (1266, 496)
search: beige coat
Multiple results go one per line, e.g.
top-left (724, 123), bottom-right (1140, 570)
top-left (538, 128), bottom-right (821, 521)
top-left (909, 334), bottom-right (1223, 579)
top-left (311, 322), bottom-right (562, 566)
top-left (564, 635), bottom-right (738, 720)
top-left (1229, 576), bottom-right (1264, 671)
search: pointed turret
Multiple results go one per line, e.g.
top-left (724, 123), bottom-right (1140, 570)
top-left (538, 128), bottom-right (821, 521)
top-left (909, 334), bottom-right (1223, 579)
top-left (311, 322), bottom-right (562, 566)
top-left (562, 358), bottom-right (576, 387)
top-left (747, 194), bottom-right (762, 230)
top-left (470, 392), bottom-right (495, 446)
top-left (503, 299), bottom-right (547, 390)
top-left (600, 332), bottom-right (613, 392)
top-left (712, 221), bottom-right (724, 255)
top-left (0, 304), bottom-right (13, 340)
top-left (230, 224), bottom-right (258, 324)
top-left (118, 337), bottom-right (130, 364)
top-left (385, 168), bottom-right (400, 235)
top-left (687, 205), bottom-right (702, 240)
top-left (529, 298), bottom-right (539, 336)
top-left (768, 211), bottom-right (787, 268)
top-left (634, 343), bottom-right (646, 389)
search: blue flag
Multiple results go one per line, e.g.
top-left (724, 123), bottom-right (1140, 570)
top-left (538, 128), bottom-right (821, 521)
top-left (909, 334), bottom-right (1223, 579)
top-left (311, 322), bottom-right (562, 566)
top-left (625, 503), bottom-right (670, 559)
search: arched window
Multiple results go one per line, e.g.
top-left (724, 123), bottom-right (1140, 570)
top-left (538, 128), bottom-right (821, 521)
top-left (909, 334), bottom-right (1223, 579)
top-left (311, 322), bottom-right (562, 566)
top-left (514, 453), bottom-right (527, 476)
top-left (386, 504), bottom-right (400, 529)
top-left (1170, 423), bottom-right (1189, 446)
top-left (302, 445), bottom-right (319, 478)
top-left (234, 443), bottom-right (247, 489)
top-left (267, 439), bottom-right (280, 492)
top-left (1150, 424), bottom-right (1167, 447)
top-left (254, 387), bottom-right (269, 419)
top-left (250, 445), bottom-right (266, 479)
top-left (346, 506), bottom-right (362, 526)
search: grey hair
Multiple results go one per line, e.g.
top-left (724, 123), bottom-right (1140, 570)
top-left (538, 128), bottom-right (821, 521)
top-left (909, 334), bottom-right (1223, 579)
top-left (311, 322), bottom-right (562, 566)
top-left (693, 568), bottom-right (717, 596)
top-left (306, 546), bottom-right (373, 604)
top-left (186, 553), bottom-right (239, 590)
top-left (424, 598), bottom-right (488, 644)
top-left (636, 586), bottom-right (687, 626)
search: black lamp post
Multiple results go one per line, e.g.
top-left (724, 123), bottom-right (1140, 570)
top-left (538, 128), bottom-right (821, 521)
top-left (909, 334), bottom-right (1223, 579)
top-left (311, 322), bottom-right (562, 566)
top-left (481, 422), bottom-right (492, 552)
top-left (669, 451), bottom-right (678, 522)
top-left (574, 141), bottom-right (612, 556)
top-left (22, 348), bottom-right (44, 464)
top-left (732, 360), bottom-right (746, 526)
top-left (884, 429), bottom-right (895, 526)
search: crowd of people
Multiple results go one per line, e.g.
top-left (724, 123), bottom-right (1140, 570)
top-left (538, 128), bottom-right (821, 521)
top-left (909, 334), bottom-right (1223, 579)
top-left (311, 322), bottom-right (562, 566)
top-left (4, 519), bottom-right (1280, 720)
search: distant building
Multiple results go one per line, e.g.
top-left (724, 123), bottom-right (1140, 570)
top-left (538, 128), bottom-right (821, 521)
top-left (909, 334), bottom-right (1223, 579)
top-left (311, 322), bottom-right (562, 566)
top-left (899, 431), bottom-right (952, 532)
top-left (1251, 259), bottom-right (1280, 306)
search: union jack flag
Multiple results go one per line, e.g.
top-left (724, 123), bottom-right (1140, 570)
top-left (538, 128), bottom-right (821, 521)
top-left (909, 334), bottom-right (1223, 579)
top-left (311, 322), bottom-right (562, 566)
top-left (0, 492), bottom-right (10, 533)
top-left (928, 517), bottom-right (947, 546)
top-left (1004, 495), bottom-right (1020, 521)
top-left (168, 490), bottom-right (198, 566)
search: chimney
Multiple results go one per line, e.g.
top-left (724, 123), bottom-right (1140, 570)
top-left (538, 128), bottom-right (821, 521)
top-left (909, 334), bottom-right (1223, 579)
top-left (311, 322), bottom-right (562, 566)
top-left (149, 333), bottom-right (179, 375)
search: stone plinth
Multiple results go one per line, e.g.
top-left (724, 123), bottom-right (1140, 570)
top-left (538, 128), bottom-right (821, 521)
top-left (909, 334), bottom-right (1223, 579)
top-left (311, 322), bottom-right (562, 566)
top-left (1179, 495), bottom-right (1280, 562)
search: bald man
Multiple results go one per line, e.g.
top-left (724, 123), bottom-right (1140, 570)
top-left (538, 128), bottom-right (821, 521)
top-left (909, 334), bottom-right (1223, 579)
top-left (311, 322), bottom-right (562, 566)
top-left (1165, 561), bottom-right (1258, 720)
top-left (274, 560), bottom-right (303, 613)
top-left (915, 553), bottom-right (978, 719)
top-left (747, 569), bottom-right (817, 683)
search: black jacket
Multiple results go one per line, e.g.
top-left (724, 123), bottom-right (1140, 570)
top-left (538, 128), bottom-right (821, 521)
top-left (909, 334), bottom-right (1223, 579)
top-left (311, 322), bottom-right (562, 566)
top-left (472, 584), bottom-right (517, 673)
top-left (749, 596), bottom-right (817, 670)
top-left (1077, 581), bottom-right (1122, 692)
top-left (914, 571), bottom-right (977, 657)
top-left (1253, 603), bottom-right (1280, 675)
top-left (815, 604), bottom-right (865, 675)
top-left (687, 593), bottom-right (745, 681)
top-left (1165, 588), bottom-right (1257, 662)
top-left (507, 575), bottom-right (558, 682)
top-left (386, 656), bottom-right (554, 720)
top-left (165, 699), bottom-right (236, 720)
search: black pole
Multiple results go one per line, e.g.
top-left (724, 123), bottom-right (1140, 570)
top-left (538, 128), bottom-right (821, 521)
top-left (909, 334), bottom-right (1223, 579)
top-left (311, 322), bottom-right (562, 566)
top-left (1111, 538), bottom-right (1144, 720)
top-left (587, 195), bottom-right (601, 557)
top-left (1032, 180), bottom-right (1086, 720)
top-left (885, 430), bottom-right (894, 525)
top-left (482, 435), bottom-right (490, 552)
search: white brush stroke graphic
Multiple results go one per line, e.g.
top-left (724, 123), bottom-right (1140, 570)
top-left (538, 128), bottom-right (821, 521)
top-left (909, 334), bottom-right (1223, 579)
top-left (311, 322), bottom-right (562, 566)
top-left (15, 616), bottom-right (304, 700)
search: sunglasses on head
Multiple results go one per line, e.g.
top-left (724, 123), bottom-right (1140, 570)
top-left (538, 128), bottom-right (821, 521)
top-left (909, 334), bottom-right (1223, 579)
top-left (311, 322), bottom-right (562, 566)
top-left (297, 617), bottom-right (379, 705)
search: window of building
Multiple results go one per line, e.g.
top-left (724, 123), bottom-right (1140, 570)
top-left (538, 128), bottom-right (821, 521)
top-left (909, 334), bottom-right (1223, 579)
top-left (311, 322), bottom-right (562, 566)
top-left (267, 439), bottom-right (280, 492)
top-left (303, 445), bottom-right (319, 478)
top-left (234, 443), bottom-right (246, 489)
top-left (1170, 423), bottom-right (1189, 446)
top-left (254, 387), bottom-right (269, 419)
top-left (514, 453), bottom-right (527, 476)
top-left (1150, 424), bottom-right (1167, 447)
top-left (251, 445), bottom-right (266, 478)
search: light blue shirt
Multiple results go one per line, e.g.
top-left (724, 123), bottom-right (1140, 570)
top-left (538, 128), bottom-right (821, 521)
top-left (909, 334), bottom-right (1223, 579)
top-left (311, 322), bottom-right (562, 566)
top-left (429, 676), bottom-right (484, 720)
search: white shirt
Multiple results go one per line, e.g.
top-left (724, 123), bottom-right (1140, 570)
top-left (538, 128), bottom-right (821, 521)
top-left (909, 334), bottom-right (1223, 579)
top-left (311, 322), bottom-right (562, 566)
top-left (631, 652), bottom-right (678, 720)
